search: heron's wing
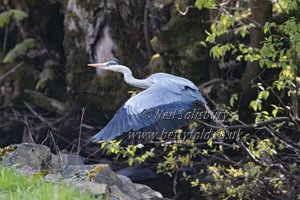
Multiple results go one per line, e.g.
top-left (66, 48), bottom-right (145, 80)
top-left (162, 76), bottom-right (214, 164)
top-left (90, 76), bottom-right (206, 142)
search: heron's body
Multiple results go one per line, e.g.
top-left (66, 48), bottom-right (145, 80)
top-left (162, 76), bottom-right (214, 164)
top-left (88, 62), bottom-right (207, 142)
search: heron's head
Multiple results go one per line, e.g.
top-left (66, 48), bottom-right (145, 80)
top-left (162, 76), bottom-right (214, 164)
top-left (88, 61), bottom-right (132, 76)
top-left (88, 61), bottom-right (120, 71)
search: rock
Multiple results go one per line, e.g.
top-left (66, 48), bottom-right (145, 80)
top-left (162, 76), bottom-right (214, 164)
top-left (70, 180), bottom-right (109, 196)
top-left (117, 174), bottom-right (137, 190)
top-left (51, 153), bottom-right (85, 172)
top-left (116, 167), bottom-right (158, 182)
top-left (51, 153), bottom-right (61, 171)
top-left (63, 164), bottom-right (100, 181)
top-left (94, 164), bottom-right (123, 188)
top-left (44, 173), bottom-right (62, 182)
top-left (60, 154), bottom-right (85, 166)
top-left (117, 175), bottom-right (143, 200)
top-left (2, 143), bottom-right (168, 200)
top-left (134, 183), bottom-right (165, 200)
top-left (2, 143), bottom-right (53, 173)
top-left (110, 185), bottom-right (132, 200)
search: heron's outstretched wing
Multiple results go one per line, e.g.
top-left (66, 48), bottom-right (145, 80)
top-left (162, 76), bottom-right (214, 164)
top-left (90, 74), bottom-right (207, 142)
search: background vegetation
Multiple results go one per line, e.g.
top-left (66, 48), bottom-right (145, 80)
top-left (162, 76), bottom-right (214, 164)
top-left (0, 0), bottom-right (299, 199)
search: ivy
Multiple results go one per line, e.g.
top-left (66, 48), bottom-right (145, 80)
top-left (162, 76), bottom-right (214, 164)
top-left (3, 38), bottom-right (35, 63)
top-left (0, 9), bottom-right (28, 27)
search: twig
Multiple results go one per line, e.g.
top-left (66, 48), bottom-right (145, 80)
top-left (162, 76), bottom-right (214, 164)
top-left (2, 23), bottom-right (8, 52)
top-left (175, 4), bottom-right (195, 16)
top-left (77, 107), bottom-right (86, 164)
top-left (258, 76), bottom-right (286, 108)
top-left (0, 62), bottom-right (24, 83)
top-left (173, 164), bottom-right (178, 195)
top-left (23, 101), bottom-right (58, 131)
top-left (197, 116), bottom-right (289, 130)
top-left (49, 131), bottom-right (64, 173)
top-left (143, 0), bottom-right (152, 59)
top-left (24, 118), bottom-right (35, 143)
top-left (198, 78), bottom-right (223, 89)
top-left (238, 140), bottom-right (287, 173)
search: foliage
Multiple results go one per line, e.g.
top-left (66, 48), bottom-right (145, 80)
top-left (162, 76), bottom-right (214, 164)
top-left (100, 140), bottom-right (155, 166)
top-left (0, 9), bottom-right (28, 27)
top-left (0, 8), bottom-right (35, 64)
top-left (190, 0), bottom-right (300, 198)
top-left (3, 38), bottom-right (35, 63)
top-left (0, 165), bottom-right (104, 200)
top-left (0, 0), bottom-right (299, 199)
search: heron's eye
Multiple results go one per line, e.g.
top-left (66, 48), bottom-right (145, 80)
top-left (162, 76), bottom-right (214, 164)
top-left (107, 61), bottom-right (119, 66)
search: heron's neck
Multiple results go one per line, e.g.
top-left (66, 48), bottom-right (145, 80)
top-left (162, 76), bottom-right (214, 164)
top-left (117, 65), bottom-right (152, 88)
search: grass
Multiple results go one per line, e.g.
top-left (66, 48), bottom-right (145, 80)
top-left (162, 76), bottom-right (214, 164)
top-left (0, 165), bottom-right (104, 200)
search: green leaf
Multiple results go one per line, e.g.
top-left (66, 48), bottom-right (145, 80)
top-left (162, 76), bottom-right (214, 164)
top-left (3, 38), bottom-right (35, 63)
top-left (11, 9), bottom-right (28, 21)
top-left (136, 144), bottom-right (144, 149)
top-left (272, 108), bottom-right (278, 117)
top-left (3, 51), bottom-right (17, 63)
top-left (0, 11), bottom-right (10, 27)
top-left (230, 94), bottom-right (238, 107)
top-left (262, 91), bottom-right (269, 100)
top-left (207, 138), bottom-right (213, 148)
top-left (250, 100), bottom-right (257, 111)
top-left (35, 67), bottom-right (55, 90)
top-left (128, 157), bottom-right (134, 166)
top-left (195, 0), bottom-right (215, 9)
top-left (259, 59), bottom-right (264, 68)
top-left (23, 38), bottom-right (35, 48)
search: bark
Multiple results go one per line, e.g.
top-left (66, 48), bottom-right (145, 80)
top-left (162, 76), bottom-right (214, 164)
top-left (240, 0), bottom-right (272, 110)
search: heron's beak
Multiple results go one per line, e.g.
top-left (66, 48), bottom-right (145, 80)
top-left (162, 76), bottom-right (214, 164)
top-left (87, 63), bottom-right (106, 68)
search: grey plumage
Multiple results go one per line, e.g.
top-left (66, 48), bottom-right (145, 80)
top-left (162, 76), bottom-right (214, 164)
top-left (89, 67), bottom-right (207, 142)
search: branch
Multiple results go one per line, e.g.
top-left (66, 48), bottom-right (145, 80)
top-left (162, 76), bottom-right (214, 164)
top-left (238, 140), bottom-right (287, 173)
top-left (197, 116), bottom-right (289, 130)
top-left (175, 4), bottom-right (195, 16)
top-left (23, 101), bottom-right (58, 131)
top-left (143, 0), bottom-right (152, 59)
top-left (198, 78), bottom-right (223, 89)
top-left (0, 62), bottom-right (24, 83)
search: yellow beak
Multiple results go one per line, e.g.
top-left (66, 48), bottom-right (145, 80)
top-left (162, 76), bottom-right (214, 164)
top-left (87, 63), bottom-right (106, 68)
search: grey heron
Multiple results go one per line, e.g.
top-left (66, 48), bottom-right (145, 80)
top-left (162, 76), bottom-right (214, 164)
top-left (88, 61), bottom-right (207, 142)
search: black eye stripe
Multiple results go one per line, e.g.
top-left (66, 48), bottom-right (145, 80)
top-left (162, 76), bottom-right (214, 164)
top-left (107, 61), bottom-right (119, 65)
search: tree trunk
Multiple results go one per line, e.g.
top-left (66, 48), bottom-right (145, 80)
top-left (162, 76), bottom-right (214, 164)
top-left (240, 0), bottom-right (272, 111)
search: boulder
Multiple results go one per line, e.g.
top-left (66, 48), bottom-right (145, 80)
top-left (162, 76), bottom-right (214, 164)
top-left (2, 143), bottom-right (53, 173)
top-left (52, 153), bottom-right (85, 170)
top-left (135, 183), bottom-right (165, 200)
top-left (94, 164), bottom-right (123, 188)
top-left (63, 164), bottom-right (100, 181)
top-left (70, 180), bottom-right (109, 196)
top-left (2, 143), bottom-right (168, 200)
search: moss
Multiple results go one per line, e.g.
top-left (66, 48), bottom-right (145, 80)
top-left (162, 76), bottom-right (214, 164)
top-left (24, 90), bottom-right (66, 115)
top-left (0, 145), bottom-right (18, 161)
top-left (85, 71), bottom-right (130, 115)
top-left (149, 0), bottom-right (210, 83)
top-left (75, 0), bottom-right (102, 11)
top-left (88, 164), bottom-right (104, 181)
